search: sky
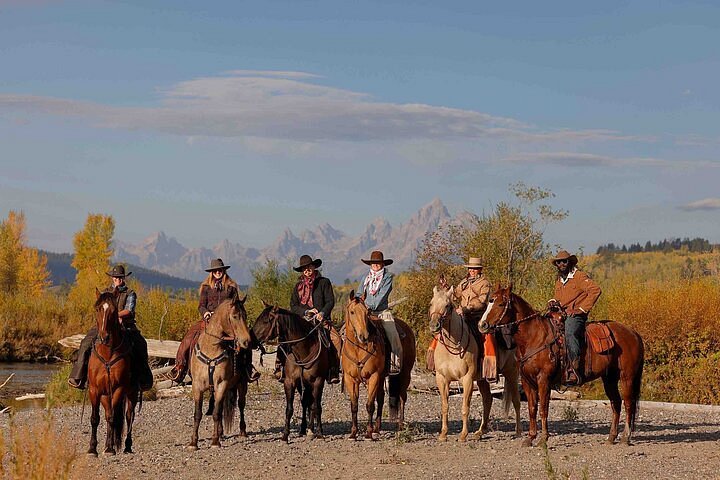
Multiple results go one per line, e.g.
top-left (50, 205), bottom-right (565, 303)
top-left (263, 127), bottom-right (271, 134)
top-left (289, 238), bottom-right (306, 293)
top-left (1, 0), bottom-right (719, 254)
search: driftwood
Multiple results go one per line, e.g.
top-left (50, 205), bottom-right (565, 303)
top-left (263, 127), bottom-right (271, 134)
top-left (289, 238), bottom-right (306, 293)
top-left (15, 393), bottom-right (45, 401)
top-left (59, 334), bottom-right (180, 359)
top-left (0, 373), bottom-right (14, 390)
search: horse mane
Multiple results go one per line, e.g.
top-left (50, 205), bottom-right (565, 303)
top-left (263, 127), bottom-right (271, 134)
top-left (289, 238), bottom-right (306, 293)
top-left (510, 291), bottom-right (539, 315)
top-left (213, 296), bottom-right (245, 319)
top-left (259, 305), bottom-right (313, 338)
top-left (94, 289), bottom-right (117, 309)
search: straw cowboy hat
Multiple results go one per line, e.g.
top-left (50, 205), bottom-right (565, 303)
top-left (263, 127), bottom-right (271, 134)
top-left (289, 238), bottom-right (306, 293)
top-left (106, 264), bottom-right (132, 278)
top-left (463, 257), bottom-right (484, 269)
top-left (550, 250), bottom-right (578, 265)
top-left (205, 258), bottom-right (231, 272)
top-left (293, 254), bottom-right (323, 272)
top-left (361, 250), bottom-right (393, 266)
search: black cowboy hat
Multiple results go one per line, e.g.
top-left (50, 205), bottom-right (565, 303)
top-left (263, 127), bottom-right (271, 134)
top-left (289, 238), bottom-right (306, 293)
top-left (361, 250), bottom-right (393, 266)
top-left (293, 255), bottom-right (322, 272)
top-left (550, 250), bottom-right (578, 266)
top-left (106, 264), bottom-right (132, 278)
top-left (205, 258), bottom-right (231, 272)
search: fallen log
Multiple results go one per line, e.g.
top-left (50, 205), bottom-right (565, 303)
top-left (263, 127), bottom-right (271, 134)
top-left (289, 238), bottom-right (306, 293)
top-left (15, 393), bottom-right (45, 401)
top-left (59, 334), bottom-right (180, 359)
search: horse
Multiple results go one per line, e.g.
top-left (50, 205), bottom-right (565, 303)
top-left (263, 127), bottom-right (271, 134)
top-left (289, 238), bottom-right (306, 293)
top-left (479, 283), bottom-right (645, 446)
top-left (188, 292), bottom-right (252, 449)
top-left (87, 288), bottom-right (138, 456)
top-left (252, 303), bottom-right (331, 442)
top-left (428, 286), bottom-right (522, 442)
top-left (342, 292), bottom-right (416, 439)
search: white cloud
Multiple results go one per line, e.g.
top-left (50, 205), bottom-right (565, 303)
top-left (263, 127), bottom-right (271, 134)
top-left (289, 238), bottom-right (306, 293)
top-left (502, 152), bottom-right (718, 169)
top-left (679, 198), bottom-right (720, 211)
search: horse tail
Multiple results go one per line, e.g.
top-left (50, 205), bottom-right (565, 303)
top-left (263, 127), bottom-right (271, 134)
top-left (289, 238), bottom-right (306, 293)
top-left (112, 395), bottom-right (127, 452)
top-left (629, 333), bottom-right (645, 430)
top-left (223, 386), bottom-right (237, 434)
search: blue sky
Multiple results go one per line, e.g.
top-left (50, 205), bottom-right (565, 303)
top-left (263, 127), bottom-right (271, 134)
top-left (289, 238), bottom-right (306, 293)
top-left (1, 0), bottom-right (719, 254)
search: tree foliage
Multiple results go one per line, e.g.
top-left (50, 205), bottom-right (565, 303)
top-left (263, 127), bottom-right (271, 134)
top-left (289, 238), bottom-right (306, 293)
top-left (245, 259), bottom-right (297, 324)
top-left (0, 211), bottom-right (50, 295)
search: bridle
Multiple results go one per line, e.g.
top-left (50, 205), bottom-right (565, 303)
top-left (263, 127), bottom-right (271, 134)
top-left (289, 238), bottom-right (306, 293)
top-left (201, 301), bottom-right (249, 352)
top-left (430, 299), bottom-right (469, 357)
top-left (258, 308), bottom-right (325, 368)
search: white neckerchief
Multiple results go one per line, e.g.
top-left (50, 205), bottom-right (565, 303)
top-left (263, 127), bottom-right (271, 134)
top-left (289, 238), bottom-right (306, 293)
top-left (363, 268), bottom-right (385, 295)
top-left (560, 267), bottom-right (577, 285)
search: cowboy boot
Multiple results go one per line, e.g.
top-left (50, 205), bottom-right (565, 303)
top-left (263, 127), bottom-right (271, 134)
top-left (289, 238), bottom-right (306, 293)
top-left (326, 342), bottom-right (341, 384)
top-left (242, 349), bottom-right (260, 382)
top-left (566, 358), bottom-right (583, 387)
top-left (68, 329), bottom-right (95, 389)
top-left (168, 363), bottom-right (188, 384)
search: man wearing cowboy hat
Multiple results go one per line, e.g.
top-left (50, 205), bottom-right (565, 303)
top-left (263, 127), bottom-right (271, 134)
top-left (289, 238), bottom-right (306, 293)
top-left (355, 251), bottom-right (403, 375)
top-left (68, 264), bottom-right (153, 391)
top-left (278, 254), bottom-right (341, 384)
top-left (548, 250), bottom-right (602, 386)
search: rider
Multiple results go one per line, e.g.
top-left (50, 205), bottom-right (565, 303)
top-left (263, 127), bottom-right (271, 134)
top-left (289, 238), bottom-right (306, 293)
top-left (169, 258), bottom-right (260, 383)
top-left (68, 265), bottom-right (153, 391)
top-left (427, 257), bottom-right (495, 380)
top-left (548, 250), bottom-right (602, 386)
top-left (281, 254), bottom-right (341, 384)
top-left (355, 251), bottom-right (402, 375)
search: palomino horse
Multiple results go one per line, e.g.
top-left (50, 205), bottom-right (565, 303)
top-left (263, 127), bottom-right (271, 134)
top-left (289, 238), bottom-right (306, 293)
top-left (252, 304), bottom-right (331, 442)
top-left (342, 293), bottom-right (416, 439)
top-left (428, 286), bottom-right (521, 442)
top-left (87, 288), bottom-right (138, 456)
top-left (188, 292), bottom-right (252, 449)
top-left (479, 284), bottom-right (645, 446)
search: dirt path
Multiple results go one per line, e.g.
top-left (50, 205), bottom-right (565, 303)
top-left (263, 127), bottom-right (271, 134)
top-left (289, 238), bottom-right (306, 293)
top-left (7, 374), bottom-right (720, 479)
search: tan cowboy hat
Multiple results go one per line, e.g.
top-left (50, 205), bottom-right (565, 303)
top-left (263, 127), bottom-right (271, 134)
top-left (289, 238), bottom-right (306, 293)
top-left (463, 257), bottom-right (484, 269)
top-left (550, 250), bottom-right (578, 265)
top-left (106, 264), bottom-right (132, 278)
top-left (293, 254), bottom-right (322, 272)
top-left (205, 258), bottom-right (231, 272)
top-left (361, 250), bottom-right (393, 266)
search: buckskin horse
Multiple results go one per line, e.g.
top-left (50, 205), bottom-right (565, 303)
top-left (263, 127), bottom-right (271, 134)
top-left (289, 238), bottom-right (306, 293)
top-left (188, 292), bottom-right (252, 449)
top-left (342, 293), bottom-right (416, 439)
top-left (252, 303), bottom-right (332, 442)
top-left (479, 284), bottom-right (644, 446)
top-left (428, 286), bottom-right (521, 442)
top-left (87, 288), bottom-right (138, 456)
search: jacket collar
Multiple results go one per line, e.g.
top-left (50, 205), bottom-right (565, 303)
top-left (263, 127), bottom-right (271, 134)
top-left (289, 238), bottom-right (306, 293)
top-left (560, 267), bottom-right (577, 285)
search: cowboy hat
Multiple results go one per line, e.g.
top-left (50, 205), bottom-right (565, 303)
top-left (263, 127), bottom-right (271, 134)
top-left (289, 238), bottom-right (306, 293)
top-left (361, 250), bottom-right (393, 266)
top-left (293, 254), bottom-right (323, 272)
top-left (463, 257), bottom-right (484, 269)
top-left (106, 264), bottom-right (132, 278)
top-left (550, 250), bottom-right (578, 265)
top-left (205, 258), bottom-right (231, 272)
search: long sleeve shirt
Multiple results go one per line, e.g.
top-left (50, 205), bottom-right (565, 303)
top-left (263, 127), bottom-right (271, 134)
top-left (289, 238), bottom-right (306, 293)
top-left (290, 275), bottom-right (335, 319)
top-left (356, 271), bottom-right (393, 313)
top-left (553, 268), bottom-right (601, 316)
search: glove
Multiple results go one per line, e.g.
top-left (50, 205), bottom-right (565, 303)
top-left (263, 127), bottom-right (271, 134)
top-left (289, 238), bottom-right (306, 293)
top-left (203, 311), bottom-right (212, 320)
top-left (547, 299), bottom-right (560, 312)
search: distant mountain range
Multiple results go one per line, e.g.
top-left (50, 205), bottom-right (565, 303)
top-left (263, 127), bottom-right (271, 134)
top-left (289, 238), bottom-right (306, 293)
top-left (114, 199), bottom-right (476, 284)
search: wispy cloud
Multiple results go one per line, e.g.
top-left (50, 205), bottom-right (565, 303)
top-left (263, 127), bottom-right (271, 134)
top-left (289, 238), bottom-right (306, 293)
top-left (502, 152), bottom-right (718, 169)
top-left (679, 198), bottom-right (720, 211)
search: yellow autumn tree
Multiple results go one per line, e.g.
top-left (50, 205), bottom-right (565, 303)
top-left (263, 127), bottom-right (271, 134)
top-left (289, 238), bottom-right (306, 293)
top-left (67, 214), bottom-right (115, 315)
top-left (0, 211), bottom-right (50, 295)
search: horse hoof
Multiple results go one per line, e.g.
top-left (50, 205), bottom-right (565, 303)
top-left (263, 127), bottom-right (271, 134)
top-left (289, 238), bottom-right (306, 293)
top-left (620, 436), bottom-right (631, 446)
top-left (606, 437), bottom-right (616, 445)
top-left (87, 451), bottom-right (98, 458)
top-left (103, 449), bottom-right (116, 456)
top-left (238, 431), bottom-right (248, 438)
top-left (123, 448), bottom-right (133, 454)
top-left (459, 434), bottom-right (468, 442)
top-left (281, 435), bottom-right (289, 443)
top-left (349, 433), bottom-right (357, 440)
top-left (185, 444), bottom-right (198, 451)
top-left (473, 431), bottom-right (483, 440)
top-left (438, 434), bottom-right (447, 442)
top-left (522, 438), bottom-right (533, 447)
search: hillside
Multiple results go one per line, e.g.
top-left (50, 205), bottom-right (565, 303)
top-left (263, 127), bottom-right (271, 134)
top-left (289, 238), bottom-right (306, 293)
top-left (583, 250), bottom-right (720, 284)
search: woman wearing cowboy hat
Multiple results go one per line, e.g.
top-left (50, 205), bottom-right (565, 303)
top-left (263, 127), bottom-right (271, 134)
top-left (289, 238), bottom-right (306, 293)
top-left (68, 265), bottom-right (153, 391)
top-left (169, 259), bottom-right (260, 383)
top-left (355, 251), bottom-right (402, 375)
top-left (548, 250), bottom-right (602, 386)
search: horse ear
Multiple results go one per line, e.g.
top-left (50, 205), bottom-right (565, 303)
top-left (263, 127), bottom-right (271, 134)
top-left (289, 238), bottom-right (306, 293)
top-left (448, 285), bottom-right (454, 296)
top-left (349, 289), bottom-right (355, 300)
top-left (508, 281), bottom-right (514, 292)
top-left (238, 293), bottom-right (247, 304)
top-left (433, 286), bottom-right (438, 295)
top-left (272, 305), bottom-right (279, 313)
top-left (495, 281), bottom-right (501, 291)
top-left (95, 287), bottom-right (101, 299)
top-left (261, 299), bottom-right (269, 308)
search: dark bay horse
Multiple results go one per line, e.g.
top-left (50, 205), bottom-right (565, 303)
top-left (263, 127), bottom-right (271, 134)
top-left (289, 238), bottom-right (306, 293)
top-left (342, 293), bottom-right (416, 439)
top-left (188, 292), bottom-right (252, 449)
top-left (252, 304), bottom-right (331, 442)
top-left (479, 284), bottom-right (644, 446)
top-left (87, 288), bottom-right (138, 456)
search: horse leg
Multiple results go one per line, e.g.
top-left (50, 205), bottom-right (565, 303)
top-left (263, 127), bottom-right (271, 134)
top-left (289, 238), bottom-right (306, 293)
top-left (299, 384), bottom-right (310, 437)
top-left (102, 395), bottom-right (116, 455)
top-left (348, 378), bottom-right (359, 440)
top-left (437, 373), bottom-right (450, 442)
top-left (237, 380), bottom-right (248, 438)
top-left (474, 379), bottom-right (492, 439)
top-left (537, 376), bottom-right (551, 447)
top-left (206, 391), bottom-right (215, 416)
top-left (311, 379), bottom-right (325, 439)
top-left (512, 377), bottom-right (522, 438)
top-left (188, 388), bottom-right (202, 450)
top-left (459, 373), bottom-right (473, 442)
top-left (619, 370), bottom-right (639, 445)
top-left (365, 374), bottom-right (380, 439)
top-left (375, 375), bottom-right (385, 435)
top-left (282, 380), bottom-right (295, 443)
top-left (602, 370), bottom-right (622, 445)
top-left (88, 392), bottom-right (100, 456)
top-left (523, 379), bottom-right (538, 447)
top-left (124, 394), bottom-right (137, 453)
top-left (211, 384), bottom-right (226, 447)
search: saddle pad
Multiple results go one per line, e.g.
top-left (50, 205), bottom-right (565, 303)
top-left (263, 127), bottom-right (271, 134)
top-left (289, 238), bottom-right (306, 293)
top-left (586, 322), bottom-right (614, 354)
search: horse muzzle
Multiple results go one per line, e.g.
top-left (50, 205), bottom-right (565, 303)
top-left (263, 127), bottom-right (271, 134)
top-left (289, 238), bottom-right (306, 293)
top-left (478, 320), bottom-right (490, 334)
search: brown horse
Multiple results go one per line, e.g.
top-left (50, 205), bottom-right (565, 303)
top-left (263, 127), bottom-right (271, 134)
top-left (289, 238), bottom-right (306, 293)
top-left (188, 292), bottom-right (252, 449)
top-left (252, 304), bottom-right (331, 442)
top-left (428, 286), bottom-right (521, 442)
top-left (342, 293), bottom-right (416, 439)
top-left (87, 288), bottom-right (138, 456)
top-left (479, 284), bottom-right (644, 446)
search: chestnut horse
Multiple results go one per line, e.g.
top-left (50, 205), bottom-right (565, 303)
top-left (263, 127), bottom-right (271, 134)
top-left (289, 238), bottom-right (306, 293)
top-left (87, 288), bottom-right (138, 456)
top-left (428, 286), bottom-right (521, 442)
top-left (342, 293), bottom-right (416, 439)
top-left (479, 284), bottom-right (644, 446)
top-left (188, 292), bottom-right (251, 449)
top-left (252, 304), bottom-right (331, 442)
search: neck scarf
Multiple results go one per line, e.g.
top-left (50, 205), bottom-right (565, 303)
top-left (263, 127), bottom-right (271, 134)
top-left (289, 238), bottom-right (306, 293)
top-left (214, 279), bottom-right (223, 291)
top-left (297, 272), bottom-right (316, 307)
top-left (363, 268), bottom-right (385, 296)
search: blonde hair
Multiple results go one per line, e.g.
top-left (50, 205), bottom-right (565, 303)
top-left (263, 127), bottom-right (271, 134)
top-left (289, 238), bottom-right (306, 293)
top-left (198, 271), bottom-right (237, 294)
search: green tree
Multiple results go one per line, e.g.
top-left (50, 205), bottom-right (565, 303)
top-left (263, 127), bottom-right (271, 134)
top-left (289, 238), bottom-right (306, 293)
top-left (245, 259), bottom-right (297, 323)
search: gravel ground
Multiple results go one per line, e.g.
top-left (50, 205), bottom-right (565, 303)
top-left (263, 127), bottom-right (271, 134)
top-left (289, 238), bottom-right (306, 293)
top-left (6, 372), bottom-right (720, 480)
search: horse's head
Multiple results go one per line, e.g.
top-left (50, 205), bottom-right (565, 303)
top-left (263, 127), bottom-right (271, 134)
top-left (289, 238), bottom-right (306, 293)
top-left (345, 290), bottom-right (371, 343)
top-left (428, 285), bottom-right (454, 333)
top-left (252, 301), bottom-right (280, 344)
top-left (216, 291), bottom-right (251, 351)
top-left (94, 287), bottom-right (119, 345)
top-left (479, 282), bottom-right (514, 333)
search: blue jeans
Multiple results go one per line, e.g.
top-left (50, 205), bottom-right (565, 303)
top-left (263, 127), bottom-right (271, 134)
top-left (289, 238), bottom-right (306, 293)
top-left (565, 314), bottom-right (587, 363)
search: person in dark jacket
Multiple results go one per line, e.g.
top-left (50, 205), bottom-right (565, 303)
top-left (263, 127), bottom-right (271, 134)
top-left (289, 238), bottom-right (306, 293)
top-left (169, 259), bottom-right (260, 383)
top-left (68, 265), bottom-right (153, 391)
top-left (275, 255), bottom-right (340, 384)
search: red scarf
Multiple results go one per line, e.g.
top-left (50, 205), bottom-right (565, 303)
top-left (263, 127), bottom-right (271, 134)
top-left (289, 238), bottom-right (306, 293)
top-left (297, 273), bottom-right (316, 307)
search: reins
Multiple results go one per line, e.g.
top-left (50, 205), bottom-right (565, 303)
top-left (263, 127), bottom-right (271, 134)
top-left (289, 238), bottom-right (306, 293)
top-left (434, 305), bottom-right (470, 357)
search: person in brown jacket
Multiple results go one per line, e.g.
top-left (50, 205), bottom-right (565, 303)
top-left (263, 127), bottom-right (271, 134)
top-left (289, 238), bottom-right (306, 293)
top-left (548, 250), bottom-right (602, 386)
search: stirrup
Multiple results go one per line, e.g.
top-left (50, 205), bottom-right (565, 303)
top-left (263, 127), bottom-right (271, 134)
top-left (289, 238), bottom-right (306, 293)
top-left (67, 378), bottom-right (86, 390)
